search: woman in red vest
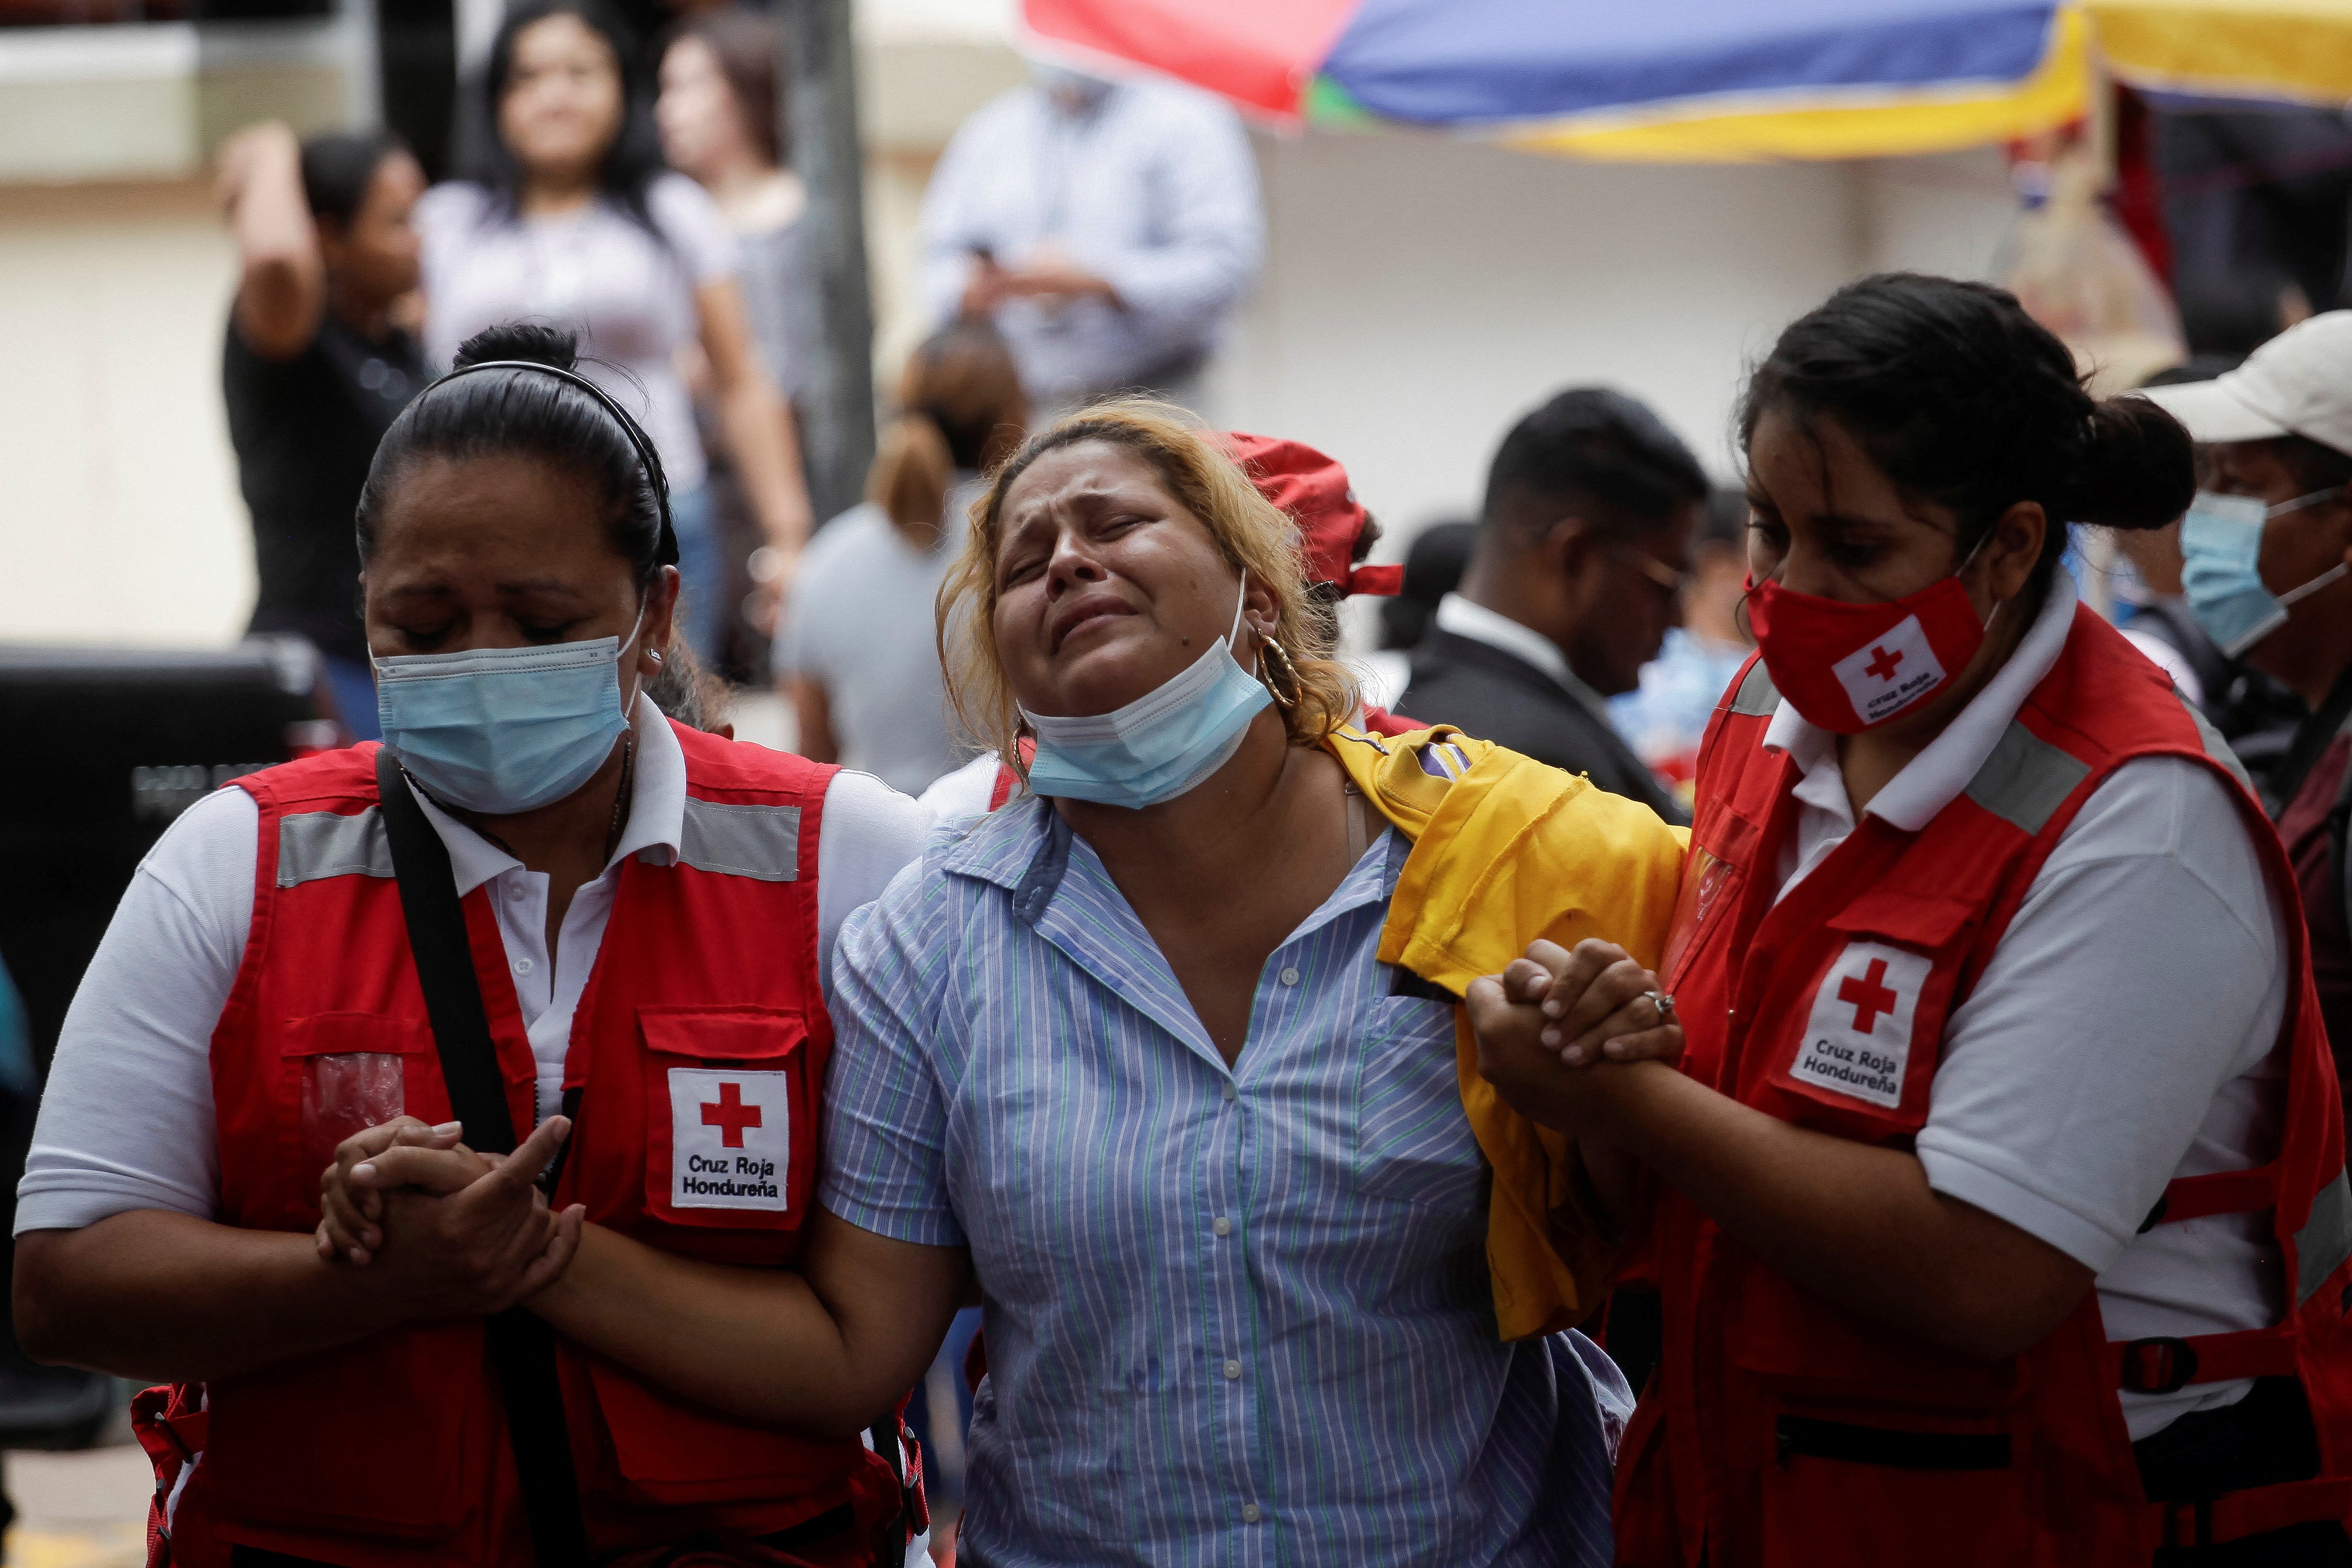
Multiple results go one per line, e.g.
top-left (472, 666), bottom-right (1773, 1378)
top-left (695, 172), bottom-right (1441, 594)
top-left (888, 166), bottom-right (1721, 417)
top-left (1469, 274), bottom-right (2352, 1566)
top-left (13, 323), bottom-right (932, 1567)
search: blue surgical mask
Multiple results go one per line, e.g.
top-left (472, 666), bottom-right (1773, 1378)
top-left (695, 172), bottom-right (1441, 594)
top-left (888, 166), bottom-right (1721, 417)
top-left (1019, 572), bottom-right (1273, 809)
top-left (2181, 487), bottom-right (2350, 658)
top-left (374, 615), bottom-right (640, 814)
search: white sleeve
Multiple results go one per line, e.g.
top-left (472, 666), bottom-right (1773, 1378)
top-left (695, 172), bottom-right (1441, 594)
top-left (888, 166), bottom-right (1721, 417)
top-left (2120, 627), bottom-right (2206, 709)
top-left (916, 753), bottom-right (1006, 823)
top-left (1915, 756), bottom-right (2287, 1273)
top-left (913, 101), bottom-right (1009, 326)
top-left (649, 172), bottom-right (740, 286)
top-left (15, 788), bottom-right (261, 1233)
top-left (814, 770), bottom-right (934, 1003)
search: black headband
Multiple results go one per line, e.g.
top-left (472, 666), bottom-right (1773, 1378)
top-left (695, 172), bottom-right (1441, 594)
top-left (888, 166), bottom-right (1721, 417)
top-left (429, 357), bottom-right (680, 567)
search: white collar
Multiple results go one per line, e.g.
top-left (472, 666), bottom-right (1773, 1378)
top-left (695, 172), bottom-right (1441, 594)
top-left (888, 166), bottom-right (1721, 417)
top-left (1434, 593), bottom-right (1613, 721)
top-left (1761, 572), bottom-right (2078, 833)
top-left (412, 691), bottom-right (689, 896)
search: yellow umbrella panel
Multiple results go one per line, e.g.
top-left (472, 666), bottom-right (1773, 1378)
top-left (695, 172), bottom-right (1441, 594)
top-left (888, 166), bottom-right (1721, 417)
top-left (2088, 0), bottom-right (2352, 105)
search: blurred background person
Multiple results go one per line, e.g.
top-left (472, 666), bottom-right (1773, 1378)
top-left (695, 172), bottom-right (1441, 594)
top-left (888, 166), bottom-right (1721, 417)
top-left (2118, 360), bottom-right (2307, 791)
top-left (415, 0), bottom-right (812, 667)
top-left (1608, 485), bottom-right (1754, 799)
top-left (1400, 388), bottom-right (1705, 824)
top-left (219, 122), bottom-right (427, 741)
top-left (658, 10), bottom-right (814, 414)
top-left (2143, 311), bottom-right (2352, 1111)
top-left (776, 319), bottom-right (1026, 795)
top-left (658, 8), bottom-right (821, 678)
top-left (1356, 517), bottom-right (1474, 713)
top-left (916, 58), bottom-right (1263, 416)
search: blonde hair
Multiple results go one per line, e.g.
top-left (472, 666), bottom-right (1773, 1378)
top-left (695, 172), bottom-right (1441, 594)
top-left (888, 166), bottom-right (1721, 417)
top-left (868, 322), bottom-right (1027, 542)
top-left (937, 398), bottom-right (1355, 774)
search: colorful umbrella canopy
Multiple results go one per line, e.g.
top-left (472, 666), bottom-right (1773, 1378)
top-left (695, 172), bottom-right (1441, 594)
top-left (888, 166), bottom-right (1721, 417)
top-left (1026, 0), bottom-right (2352, 161)
top-left (1024, 0), bottom-right (2092, 159)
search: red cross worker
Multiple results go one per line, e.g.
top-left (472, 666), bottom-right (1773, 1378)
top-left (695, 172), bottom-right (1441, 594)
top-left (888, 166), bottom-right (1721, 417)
top-left (14, 323), bottom-right (931, 1565)
top-left (1471, 276), bottom-right (2352, 1566)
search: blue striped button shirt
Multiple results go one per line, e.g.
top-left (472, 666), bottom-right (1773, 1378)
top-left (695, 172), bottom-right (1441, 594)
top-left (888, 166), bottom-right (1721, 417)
top-left (822, 794), bottom-right (1630, 1567)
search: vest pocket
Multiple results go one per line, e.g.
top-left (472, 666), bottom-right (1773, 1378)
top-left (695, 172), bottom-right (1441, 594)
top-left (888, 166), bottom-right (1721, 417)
top-left (638, 1006), bottom-right (813, 1231)
top-left (582, 1356), bottom-right (872, 1509)
top-left (199, 1322), bottom-right (483, 1540)
top-left (1759, 1414), bottom-right (2030, 1567)
top-left (281, 1015), bottom-right (435, 1212)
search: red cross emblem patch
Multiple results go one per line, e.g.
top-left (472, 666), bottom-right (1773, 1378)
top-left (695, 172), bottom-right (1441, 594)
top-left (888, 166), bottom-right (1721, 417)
top-left (668, 1067), bottom-right (791, 1211)
top-left (1790, 941), bottom-right (1933, 1109)
top-left (1830, 613), bottom-right (1946, 727)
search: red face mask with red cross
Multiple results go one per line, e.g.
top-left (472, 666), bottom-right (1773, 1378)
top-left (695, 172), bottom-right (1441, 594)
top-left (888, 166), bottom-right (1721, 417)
top-left (1743, 567), bottom-right (1992, 735)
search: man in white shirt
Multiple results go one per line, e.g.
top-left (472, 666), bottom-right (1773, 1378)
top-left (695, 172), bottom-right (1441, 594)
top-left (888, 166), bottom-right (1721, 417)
top-left (916, 64), bottom-right (1264, 414)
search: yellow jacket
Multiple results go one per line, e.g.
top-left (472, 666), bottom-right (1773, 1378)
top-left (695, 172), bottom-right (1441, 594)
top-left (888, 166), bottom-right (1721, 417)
top-left (1324, 724), bottom-right (1688, 1341)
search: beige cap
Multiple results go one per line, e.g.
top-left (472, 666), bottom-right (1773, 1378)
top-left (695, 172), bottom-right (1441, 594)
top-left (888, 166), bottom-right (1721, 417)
top-left (2141, 311), bottom-right (2352, 458)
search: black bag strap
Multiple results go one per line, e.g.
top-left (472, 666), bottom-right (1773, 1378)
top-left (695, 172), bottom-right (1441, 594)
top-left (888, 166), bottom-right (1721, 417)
top-left (373, 747), bottom-right (588, 1568)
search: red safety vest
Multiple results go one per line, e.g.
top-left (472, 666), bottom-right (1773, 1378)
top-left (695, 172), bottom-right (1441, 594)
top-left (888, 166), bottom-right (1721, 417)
top-left (140, 728), bottom-right (913, 1568)
top-left (1613, 605), bottom-right (2352, 1567)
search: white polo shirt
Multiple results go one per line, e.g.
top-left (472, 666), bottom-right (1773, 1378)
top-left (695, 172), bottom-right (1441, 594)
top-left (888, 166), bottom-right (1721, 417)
top-left (17, 695), bottom-right (932, 1237)
top-left (1763, 575), bottom-right (2289, 1439)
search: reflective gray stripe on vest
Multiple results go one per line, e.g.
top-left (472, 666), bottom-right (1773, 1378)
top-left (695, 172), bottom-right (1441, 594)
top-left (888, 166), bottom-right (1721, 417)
top-left (677, 798), bottom-right (802, 881)
top-left (2299, 1170), bottom-right (2352, 1304)
top-left (1963, 721), bottom-right (2093, 836)
top-left (1730, 662), bottom-right (1780, 717)
top-left (276, 807), bottom-right (393, 887)
top-left (2173, 689), bottom-right (2256, 794)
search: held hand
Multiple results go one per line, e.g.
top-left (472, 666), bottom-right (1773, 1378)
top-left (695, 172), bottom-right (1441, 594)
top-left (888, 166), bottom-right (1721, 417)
top-left (1467, 972), bottom-right (1604, 1135)
top-left (335, 1116), bottom-right (586, 1319)
top-left (1468, 974), bottom-right (1663, 1139)
top-left (1508, 938), bottom-right (1683, 1067)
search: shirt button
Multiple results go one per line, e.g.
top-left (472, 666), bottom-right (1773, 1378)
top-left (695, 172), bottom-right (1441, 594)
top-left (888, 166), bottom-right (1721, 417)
top-left (1222, 1082), bottom-right (1238, 1102)
top-left (513, 957), bottom-right (533, 976)
top-left (507, 883), bottom-right (526, 901)
top-left (1212, 1216), bottom-right (1232, 1237)
top-left (1242, 1504), bottom-right (1263, 1524)
top-left (1222, 1358), bottom-right (1242, 1380)
top-left (1278, 966), bottom-right (1301, 986)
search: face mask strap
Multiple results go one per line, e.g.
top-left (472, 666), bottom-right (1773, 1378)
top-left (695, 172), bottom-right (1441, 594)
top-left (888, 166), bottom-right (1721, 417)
top-left (2268, 484), bottom-right (2351, 520)
top-left (2279, 561), bottom-right (2351, 610)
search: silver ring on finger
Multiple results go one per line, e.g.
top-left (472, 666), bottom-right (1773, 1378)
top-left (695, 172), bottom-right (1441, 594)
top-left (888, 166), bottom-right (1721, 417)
top-left (1643, 989), bottom-right (1676, 1025)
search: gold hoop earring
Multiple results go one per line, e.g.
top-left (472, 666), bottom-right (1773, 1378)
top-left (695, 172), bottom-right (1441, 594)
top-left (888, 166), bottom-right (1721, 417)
top-left (1259, 635), bottom-right (1302, 710)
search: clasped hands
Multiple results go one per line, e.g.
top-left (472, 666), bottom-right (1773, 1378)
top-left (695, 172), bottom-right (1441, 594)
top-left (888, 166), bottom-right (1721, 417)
top-left (1466, 938), bottom-right (1683, 1137)
top-left (962, 241), bottom-right (1118, 315)
top-left (312, 1115), bottom-right (586, 1319)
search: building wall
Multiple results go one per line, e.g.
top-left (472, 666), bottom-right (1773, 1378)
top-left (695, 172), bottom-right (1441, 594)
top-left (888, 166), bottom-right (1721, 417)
top-left (1217, 137), bottom-right (2018, 538)
top-left (0, 180), bottom-right (250, 646)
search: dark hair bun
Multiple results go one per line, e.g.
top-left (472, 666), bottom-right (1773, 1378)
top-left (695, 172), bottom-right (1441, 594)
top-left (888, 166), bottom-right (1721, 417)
top-left (2069, 395), bottom-right (2195, 532)
top-left (453, 321), bottom-right (580, 372)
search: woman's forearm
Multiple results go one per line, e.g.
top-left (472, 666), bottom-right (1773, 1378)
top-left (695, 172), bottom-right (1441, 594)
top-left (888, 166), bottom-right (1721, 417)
top-left (528, 1211), bottom-right (966, 1439)
top-left (14, 1211), bottom-right (410, 1383)
top-left (787, 677), bottom-right (838, 764)
top-left (1596, 1065), bottom-right (2092, 1359)
top-left (721, 376), bottom-right (814, 552)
